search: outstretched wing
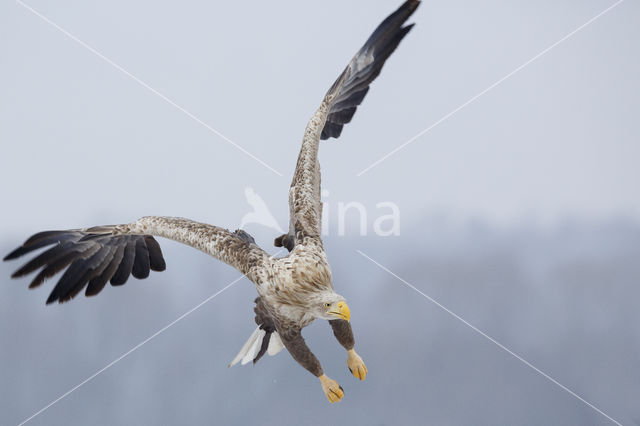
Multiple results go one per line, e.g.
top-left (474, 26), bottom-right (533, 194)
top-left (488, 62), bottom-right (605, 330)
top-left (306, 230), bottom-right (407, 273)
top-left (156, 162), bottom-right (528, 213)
top-left (4, 216), bottom-right (271, 304)
top-left (321, 0), bottom-right (420, 140)
top-left (281, 0), bottom-right (419, 248)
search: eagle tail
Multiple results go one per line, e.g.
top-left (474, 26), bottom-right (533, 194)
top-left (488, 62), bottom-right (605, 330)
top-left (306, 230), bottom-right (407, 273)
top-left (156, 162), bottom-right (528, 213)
top-left (228, 326), bottom-right (284, 367)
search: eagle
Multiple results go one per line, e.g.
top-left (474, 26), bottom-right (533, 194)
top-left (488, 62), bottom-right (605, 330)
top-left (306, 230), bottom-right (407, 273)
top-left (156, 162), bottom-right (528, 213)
top-left (4, 0), bottom-right (419, 403)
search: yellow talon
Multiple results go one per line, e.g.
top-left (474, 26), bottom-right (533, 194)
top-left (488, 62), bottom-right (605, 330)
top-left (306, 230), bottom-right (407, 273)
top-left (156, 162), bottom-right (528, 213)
top-left (347, 349), bottom-right (367, 381)
top-left (319, 374), bottom-right (344, 403)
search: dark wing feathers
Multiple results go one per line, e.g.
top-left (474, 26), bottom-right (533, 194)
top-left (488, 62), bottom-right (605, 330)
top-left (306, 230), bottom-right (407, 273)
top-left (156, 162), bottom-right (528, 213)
top-left (110, 239), bottom-right (137, 286)
top-left (11, 241), bottom-right (76, 278)
top-left (132, 238), bottom-right (151, 279)
top-left (145, 236), bottom-right (166, 271)
top-left (4, 231), bottom-right (78, 261)
top-left (29, 251), bottom-right (85, 290)
top-left (46, 246), bottom-right (103, 304)
top-left (5, 229), bottom-right (166, 304)
top-left (86, 245), bottom-right (125, 297)
top-left (321, 0), bottom-right (419, 140)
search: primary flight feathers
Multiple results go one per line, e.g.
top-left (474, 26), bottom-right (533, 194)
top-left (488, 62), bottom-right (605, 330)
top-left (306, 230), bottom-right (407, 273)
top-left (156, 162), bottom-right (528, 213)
top-left (5, 229), bottom-right (166, 302)
top-left (322, 0), bottom-right (418, 139)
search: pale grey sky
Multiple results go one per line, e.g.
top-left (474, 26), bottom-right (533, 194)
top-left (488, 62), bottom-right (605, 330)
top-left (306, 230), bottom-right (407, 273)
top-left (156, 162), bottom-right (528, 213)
top-left (1, 0), bottom-right (639, 238)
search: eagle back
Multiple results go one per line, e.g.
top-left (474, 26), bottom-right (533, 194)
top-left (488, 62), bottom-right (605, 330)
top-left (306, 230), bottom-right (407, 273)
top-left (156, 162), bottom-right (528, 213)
top-left (258, 241), bottom-right (332, 326)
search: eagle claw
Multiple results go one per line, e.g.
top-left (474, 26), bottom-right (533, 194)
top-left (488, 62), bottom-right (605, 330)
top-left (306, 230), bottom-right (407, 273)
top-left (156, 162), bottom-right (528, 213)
top-left (347, 349), bottom-right (367, 381)
top-left (319, 374), bottom-right (344, 403)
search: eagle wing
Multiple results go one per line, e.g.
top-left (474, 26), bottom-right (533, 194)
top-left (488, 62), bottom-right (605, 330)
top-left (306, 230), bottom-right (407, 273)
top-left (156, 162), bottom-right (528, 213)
top-left (4, 216), bottom-right (272, 304)
top-left (279, 0), bottom-right (419, 249)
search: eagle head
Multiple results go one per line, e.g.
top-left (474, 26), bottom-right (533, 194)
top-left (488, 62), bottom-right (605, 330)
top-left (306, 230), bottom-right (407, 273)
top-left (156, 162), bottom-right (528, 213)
top-left (313, 291), bottom-right (350, 322)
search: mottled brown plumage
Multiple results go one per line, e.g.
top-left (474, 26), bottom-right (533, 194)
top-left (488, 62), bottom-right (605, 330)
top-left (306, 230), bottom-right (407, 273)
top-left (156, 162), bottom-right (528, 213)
top-left (4, 0), bottom-right (419, 403)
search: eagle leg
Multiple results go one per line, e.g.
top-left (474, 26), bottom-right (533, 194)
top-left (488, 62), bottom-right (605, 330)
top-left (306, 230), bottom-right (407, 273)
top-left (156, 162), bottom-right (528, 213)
top-left (346, 349), bottom-right (368, 381)
top-left (279, 329), bottom-right (323, 377)
top-left (279, 328), bottom-right (343, 402)
top-left (329, 319), bottom-right (367, 381)
top-left (319, 374), bottom-right (344, 403)
top-left (253, 297), bottom-right (277, 364)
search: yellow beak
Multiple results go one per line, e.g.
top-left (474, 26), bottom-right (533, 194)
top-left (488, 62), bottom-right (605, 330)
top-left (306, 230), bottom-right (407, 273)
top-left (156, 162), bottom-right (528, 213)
top-left (329, 301), bottom-right (351, 322)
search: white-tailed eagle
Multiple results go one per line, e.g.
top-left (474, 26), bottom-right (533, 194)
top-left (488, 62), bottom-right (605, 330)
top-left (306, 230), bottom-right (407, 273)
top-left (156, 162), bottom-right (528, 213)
top-left (5, 0), bottom-right (419, 403)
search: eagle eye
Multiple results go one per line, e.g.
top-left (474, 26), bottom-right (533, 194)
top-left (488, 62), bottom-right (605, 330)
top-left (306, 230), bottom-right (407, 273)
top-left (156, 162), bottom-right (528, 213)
top-left (324, 302), bottom-right (330, 308)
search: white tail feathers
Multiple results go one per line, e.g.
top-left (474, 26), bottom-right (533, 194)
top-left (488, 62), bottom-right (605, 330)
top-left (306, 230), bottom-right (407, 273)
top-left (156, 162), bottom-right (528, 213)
top-left (267, 332), bottom-right (283, 355)
top-left (228, 327), bottom-right (284, 367)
